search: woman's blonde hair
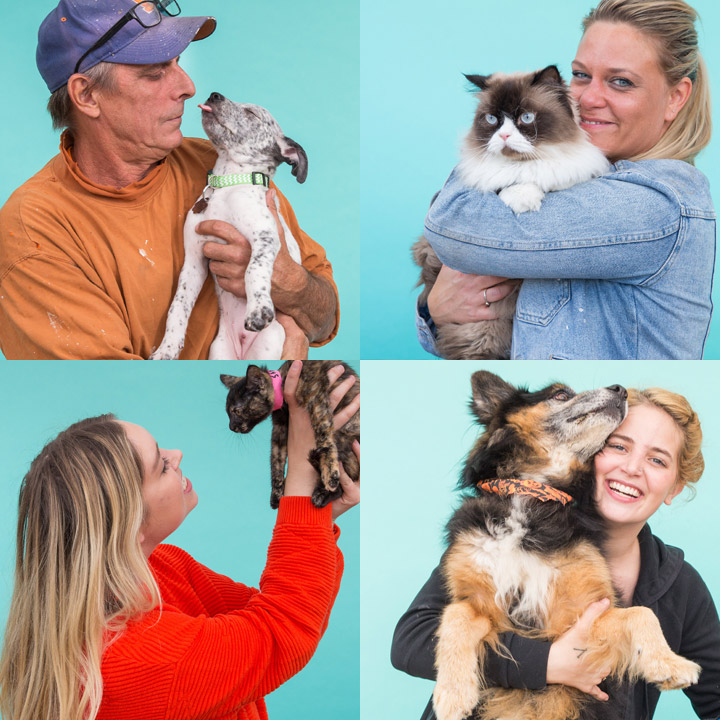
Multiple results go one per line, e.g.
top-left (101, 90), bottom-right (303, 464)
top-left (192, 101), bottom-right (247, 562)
top-left (627, 388), bottom-right (704, 493)
top-left (582, 0), bottom-right (712, 164)
top-left (0, 415), bottom-right (159, 720)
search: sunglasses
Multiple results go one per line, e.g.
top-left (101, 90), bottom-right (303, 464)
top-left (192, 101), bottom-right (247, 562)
top-left (73, 0), bottom-right (181, 76)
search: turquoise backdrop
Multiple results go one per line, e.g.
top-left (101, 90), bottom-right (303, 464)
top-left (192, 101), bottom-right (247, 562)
top-left (360, 0), bottom-right (720, 359)
top-left (0, 0), bottom-right (359, 359)
top-left (0, 361), bottom-right (359, 719)
top-left (361, 360), bottom-right (720, 720)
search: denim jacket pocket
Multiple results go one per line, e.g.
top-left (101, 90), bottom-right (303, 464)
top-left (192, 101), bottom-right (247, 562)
top-left (515, 280), bottom-right (571, 326)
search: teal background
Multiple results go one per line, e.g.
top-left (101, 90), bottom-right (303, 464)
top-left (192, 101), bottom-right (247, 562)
top-left (361, 360), bottom-right (720, 720)
top-left (0, 0), bottom-right (359, 359)
top-left (360, 0), bottom-right (720, 360)
top-left (0, 361), bottom-right (359, 719)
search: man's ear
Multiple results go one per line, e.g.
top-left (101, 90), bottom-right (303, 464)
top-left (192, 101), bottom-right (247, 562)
top-left (66, 73), bottom-right (102, 120)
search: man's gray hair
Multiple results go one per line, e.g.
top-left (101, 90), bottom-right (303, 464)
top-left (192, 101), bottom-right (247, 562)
top-left (47, 62), bottom-right (117, 131)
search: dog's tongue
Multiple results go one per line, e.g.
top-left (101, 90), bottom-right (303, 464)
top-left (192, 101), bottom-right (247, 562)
top-left (198, 104), bottom-right (213, 113)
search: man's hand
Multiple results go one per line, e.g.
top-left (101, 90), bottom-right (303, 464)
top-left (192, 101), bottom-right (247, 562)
top-left (197, 189), bottom-right (336, 342)
top-left (427, 265), bottom-right (520, 325)
top-left (277, 311), bottom-right (309, 359)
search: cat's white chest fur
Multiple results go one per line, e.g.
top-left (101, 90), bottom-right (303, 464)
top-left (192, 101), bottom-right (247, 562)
top-left (457, 120), bottom-right (610, 213)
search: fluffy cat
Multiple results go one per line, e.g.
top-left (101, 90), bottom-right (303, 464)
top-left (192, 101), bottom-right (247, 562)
top-left (413, 65), bottom-right (610, 359)
top-left (221, 360), bottom-right (359, 508)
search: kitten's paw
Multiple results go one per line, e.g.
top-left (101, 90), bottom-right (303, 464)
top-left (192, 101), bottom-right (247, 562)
top-left (245, 305), bottom-right (275, 332)
top-left (498, 183), bottom-right (544, 213)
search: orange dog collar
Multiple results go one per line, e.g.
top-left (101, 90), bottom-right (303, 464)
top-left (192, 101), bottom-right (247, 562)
top-left (478, 477), bottom-right (574, 506)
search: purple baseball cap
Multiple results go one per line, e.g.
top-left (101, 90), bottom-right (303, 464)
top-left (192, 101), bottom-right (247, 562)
top-left (37, 0), bottom-right (216, 93)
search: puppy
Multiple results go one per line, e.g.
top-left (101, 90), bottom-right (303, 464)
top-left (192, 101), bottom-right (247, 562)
top-left (150, 93), bottom-right (308, 360)
top-left (434, 371), bottom-right (700, 720)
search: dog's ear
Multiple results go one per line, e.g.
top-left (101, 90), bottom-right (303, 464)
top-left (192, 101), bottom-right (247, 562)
top-left (220, 374), bottom-right (240, 388)
top-left (469, 371), bottom-right (516, 425)
top-left (277, 136), bottom-right (308, 184)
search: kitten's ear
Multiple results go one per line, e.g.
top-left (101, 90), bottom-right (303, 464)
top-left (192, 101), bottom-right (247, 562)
top-left (532, 65), bottom-right (564, 87)
top-left (469, 371), bottom-right (516, 425)
top-left (246, 365), bottom-right (267, 387)
top-left (464, 73), bottom-right (491, 91)
top-left (220, 374), bottom-right (240, 389)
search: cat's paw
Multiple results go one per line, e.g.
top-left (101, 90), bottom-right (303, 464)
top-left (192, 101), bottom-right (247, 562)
top-left (245, 305), bottom-right (275, 332)
top-left (498, 183), bottom-right (545, 213)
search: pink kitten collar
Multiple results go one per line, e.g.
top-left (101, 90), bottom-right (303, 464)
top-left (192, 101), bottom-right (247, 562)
top-left (269, 370), bottom-right (284, 411)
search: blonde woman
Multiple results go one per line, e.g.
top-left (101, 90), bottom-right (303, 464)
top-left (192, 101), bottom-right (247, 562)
top-left (419, 0), bottom-right (715, 359)
top-left (392, 387), bottom-right (720, 718)
top-left (0, 361), bottom-right (360, 720)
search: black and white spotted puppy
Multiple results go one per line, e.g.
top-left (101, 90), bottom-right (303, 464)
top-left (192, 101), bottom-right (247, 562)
top-left (150, 93), bottom-right (308, 360)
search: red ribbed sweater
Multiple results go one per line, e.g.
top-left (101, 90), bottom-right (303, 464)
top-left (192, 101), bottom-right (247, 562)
top-left (96, 497), bottom-right (343, 720)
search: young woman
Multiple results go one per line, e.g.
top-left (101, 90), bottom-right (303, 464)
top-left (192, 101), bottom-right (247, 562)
top-left (0, 361), bottom-right (360, 720)
top-left (417, 0), bottom-right (715, 359)
top-left (391, 387), bottom-right (720, 719)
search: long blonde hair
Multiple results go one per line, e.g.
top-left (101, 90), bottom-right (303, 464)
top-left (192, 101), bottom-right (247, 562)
top-left (0, 415), bottom-right (159, 720)
top-left (627, 388), bottom-right (704, 493)
top-left (582, 0), bottom-right (712, 164)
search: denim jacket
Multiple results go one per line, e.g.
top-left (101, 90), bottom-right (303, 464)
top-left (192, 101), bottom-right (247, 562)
top-left (418, 159), bottom-right (716, 359)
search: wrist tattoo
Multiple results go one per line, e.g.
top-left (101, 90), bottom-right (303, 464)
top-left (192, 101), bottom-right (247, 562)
top-left (574, 647), bottom-right (588, 659)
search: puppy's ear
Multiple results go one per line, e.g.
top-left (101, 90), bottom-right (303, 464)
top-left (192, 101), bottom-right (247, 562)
top-left (469, 371), bottom-right (516, 425)
top-left (220, 374), bottom-right (240, 388)
top-left (277, 136), bottom-right (308, 183)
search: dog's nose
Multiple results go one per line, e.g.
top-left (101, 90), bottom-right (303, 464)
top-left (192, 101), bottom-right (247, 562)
top-left (608, 384), bottom-right (628, 400)
top-left (209, 92), bottom-right (225, 103)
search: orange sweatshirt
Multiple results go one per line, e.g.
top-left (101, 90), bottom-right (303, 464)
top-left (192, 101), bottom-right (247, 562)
top-left (97, 497), bottom-right (343, 720)
top-left (0, 134), bottom-right (338, 359)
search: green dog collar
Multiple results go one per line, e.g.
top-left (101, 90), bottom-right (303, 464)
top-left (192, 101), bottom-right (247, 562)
top-left (206, 171), bottom-right (270, 189)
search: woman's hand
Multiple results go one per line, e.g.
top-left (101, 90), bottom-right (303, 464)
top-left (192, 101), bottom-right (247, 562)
top-left (282, 362), bottom-right (360, 520)
top-left (427, 265), bottom-right (520, 325)
top-left (547, 598), bottom-right (612, 701)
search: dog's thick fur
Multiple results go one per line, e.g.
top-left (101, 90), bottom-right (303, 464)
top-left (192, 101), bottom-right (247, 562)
top-left (433, 372), bottom-right (701, 720)
top-left (150, 93), bottom-right (307, 360)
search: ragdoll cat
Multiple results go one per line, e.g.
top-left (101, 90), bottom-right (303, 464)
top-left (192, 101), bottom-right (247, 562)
top-left (220, 360), bottom-right (360, 508)
top-left (412, 65), bottom-right (610, 359)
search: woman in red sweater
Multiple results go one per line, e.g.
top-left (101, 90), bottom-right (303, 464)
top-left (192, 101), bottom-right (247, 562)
top-left (0, 360), bottom-right (359, 720)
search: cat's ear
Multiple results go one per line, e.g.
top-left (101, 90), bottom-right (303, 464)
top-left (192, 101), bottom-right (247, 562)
top-left (246, 365), bottom-right (267, 387)
top-left (464, 73), bottom-right (491, 92)
top-left (220, 374), bottom-right (240, 388)
top-left (531, 65), bottom-right (564, 88)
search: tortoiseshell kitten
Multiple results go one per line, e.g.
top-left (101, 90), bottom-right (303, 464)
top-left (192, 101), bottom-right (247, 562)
top-left (221, 360), bottom-right (359, 508)
top-left (413, 65), bottom-right (609, 359)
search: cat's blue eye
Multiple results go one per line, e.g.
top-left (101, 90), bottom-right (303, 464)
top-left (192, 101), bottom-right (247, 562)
top-left (519, 112), bottom-right (535, 125)
top-left (485, 114), bottom-right (498, 125)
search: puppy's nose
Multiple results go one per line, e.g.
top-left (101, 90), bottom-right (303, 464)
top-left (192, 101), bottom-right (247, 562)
top-left (209, 92), bottom-right (225, 103)
top-left (608, 384), bottom-right (628, 401)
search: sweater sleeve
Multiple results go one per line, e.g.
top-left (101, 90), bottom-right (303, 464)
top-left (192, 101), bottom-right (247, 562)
top-left (100, 497), bottom-right (343, 720)
top-left (390, 564), bottom-right (549, 690)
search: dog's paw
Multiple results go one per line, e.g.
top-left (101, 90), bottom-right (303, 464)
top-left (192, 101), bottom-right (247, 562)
top-left (498, 183), bottom-right (544, 213)
top-left (148, 346), bottom-right (178, 360)
top-left (245, 305), bottom-right (275, 332)
top-left (647, 654), bottom-right (701, 690)
top-left (433, 681), bottom-right (479, 720)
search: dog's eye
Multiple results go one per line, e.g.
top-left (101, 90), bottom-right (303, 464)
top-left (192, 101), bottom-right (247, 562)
top-left (485, 114), bottom-right (498, 125)
top-left (519, 112), bottom-right (536, 125)
top-left (552, 390), bottom-right (571, 401)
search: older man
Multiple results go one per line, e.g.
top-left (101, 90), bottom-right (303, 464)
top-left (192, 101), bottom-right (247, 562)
top-left (0, 0), bottom-right (338, 359)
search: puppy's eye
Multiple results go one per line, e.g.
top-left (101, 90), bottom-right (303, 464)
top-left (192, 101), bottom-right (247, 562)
top-left (485, 114), bottom-right (498, 125)
top-left (552, 390), bottom-right (571, 401)
top-left (519, 112), bottom-right (536, 124)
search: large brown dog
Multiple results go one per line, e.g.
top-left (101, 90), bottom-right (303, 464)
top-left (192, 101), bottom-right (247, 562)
top-left (434, 371), bottom-right (700, 720)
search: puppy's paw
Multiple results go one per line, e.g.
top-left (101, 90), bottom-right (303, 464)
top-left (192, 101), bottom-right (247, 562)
top-left (433, 680), bottom-right (479, 720)
top-left (647, 654), bottom-right (701, 690)
top-left (498, 183), bottom-right (544, 213)
top-left (245, 305), bottom-right (275, 332)
top-left (148, 346), bottom-right (178, 360)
